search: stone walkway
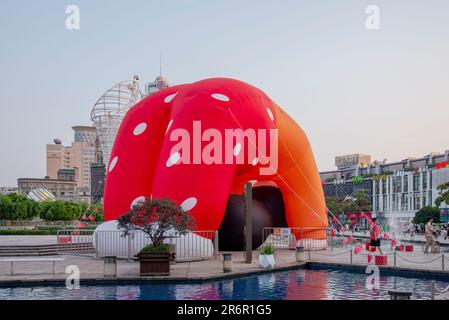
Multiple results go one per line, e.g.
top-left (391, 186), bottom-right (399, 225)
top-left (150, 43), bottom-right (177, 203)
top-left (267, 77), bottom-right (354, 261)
top-left (309, 247), bottom-right (449, 273)
top-left (0, 235), bottom-right (57, 246)
top-left (0, 247), bottom-right (448, 284)
top-left (343, 231), bottom-right (449, 246)
top-left (0, 250), bottom-right (303, 285)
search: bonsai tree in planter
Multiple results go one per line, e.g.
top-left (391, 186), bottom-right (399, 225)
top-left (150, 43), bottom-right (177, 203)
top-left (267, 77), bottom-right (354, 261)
top-left (117, 197), bottom-right (196, 276)
top-left (258, 244), bottom-right (276, 269)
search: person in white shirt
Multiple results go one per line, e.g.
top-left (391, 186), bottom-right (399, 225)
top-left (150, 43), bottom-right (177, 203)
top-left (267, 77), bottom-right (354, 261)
top-left (424, 217), bottom-right (435, 254)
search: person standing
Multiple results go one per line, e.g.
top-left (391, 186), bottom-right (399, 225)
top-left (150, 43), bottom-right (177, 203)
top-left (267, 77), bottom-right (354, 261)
top-left (369, 218), bottom-right (384, 255)
top-left (424, 217), bottom-right (435, 254)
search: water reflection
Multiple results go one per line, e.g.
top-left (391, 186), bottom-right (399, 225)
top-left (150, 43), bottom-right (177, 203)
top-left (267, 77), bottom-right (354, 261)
top-left (0, 268), bottom-right (445, 300)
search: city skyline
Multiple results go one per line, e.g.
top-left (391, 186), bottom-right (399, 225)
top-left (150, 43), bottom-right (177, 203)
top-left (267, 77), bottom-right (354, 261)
top-left (1, 0), bottom-right (449, 186)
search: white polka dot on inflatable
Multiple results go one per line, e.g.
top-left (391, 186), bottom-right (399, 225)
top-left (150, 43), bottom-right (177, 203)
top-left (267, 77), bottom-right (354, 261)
top-left (130, 196), bottom-right (146, 209)
top-left (266, 108), bottom-right (274, 121)
top-left (166, 152), bottom-right (181, 167)
top-left (109, 156), bottom-right (118, 172)
top-left (233, 143), bottom-right (242, 156)
top-left (133, 122), bottom-right (147, 136)
top-left (181, 197), bottom-right (197, 211)
top-left (164, 92), bottom-right (178, 103)
top-left (165, 119), bottom-right (173, 135)
top-left (211, 93), bottom-right (230, 102)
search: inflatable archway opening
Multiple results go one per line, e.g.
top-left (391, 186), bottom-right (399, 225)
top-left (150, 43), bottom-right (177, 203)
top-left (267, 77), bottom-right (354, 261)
top-left (97, 78), bottom-right (328, 257)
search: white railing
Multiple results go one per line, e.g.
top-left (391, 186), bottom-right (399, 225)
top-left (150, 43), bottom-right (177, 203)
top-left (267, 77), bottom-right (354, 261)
top-left (57, 229), bottom-right (219, 261)
top-left (262, 227), bottom-right (329, 250)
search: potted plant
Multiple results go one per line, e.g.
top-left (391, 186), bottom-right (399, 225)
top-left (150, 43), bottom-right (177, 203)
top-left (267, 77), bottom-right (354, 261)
top-left (117, 198), bottom-right (195, 276)
top-left (258, 244), bottom-right (276, 269)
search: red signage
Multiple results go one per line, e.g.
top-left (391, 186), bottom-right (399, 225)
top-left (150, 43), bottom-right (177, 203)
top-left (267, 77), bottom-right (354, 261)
top-left (436, 161), bottom-right (449, 170)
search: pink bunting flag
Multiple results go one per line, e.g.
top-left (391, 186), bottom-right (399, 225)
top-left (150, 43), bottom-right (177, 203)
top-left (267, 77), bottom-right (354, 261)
top-left (82, 214), bottom-right (87, 220)
top-left (349, 235), bottom-right (354, 244)
top-left (342, 237), bottom-right (348, 247)
top-left (341, 226), bottom-right (346, 232)
top-left (332, 216), bottom-right (339, 225)
top-left (383, 233), bottom-right (389, 240)
top-left (354, 245), bottom-right (363, 255)
top-left (331, 228), bottom-right (337, 237)
top-left (391, 239), bottom-right (397, 247)
top-left (88, 215), bottom-right (95, 222)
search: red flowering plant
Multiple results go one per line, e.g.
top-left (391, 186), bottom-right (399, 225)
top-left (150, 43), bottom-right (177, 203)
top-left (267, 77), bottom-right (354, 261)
top-left (117, 198), bottom-right (196, 251)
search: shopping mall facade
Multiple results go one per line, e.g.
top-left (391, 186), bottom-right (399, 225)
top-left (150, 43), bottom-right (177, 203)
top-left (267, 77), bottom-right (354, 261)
top-left (320, 151), bottom-right (449, 226)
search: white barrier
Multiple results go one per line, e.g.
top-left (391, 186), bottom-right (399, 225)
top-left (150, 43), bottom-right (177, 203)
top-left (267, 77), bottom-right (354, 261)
top-left (93, 221), bottom-right (215, 260)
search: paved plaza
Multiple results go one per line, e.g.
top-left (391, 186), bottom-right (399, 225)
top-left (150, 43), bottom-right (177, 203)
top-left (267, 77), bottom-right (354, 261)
top-left (0, 250), bottom-right (304, 284)
top-left (0, 247), bottom-right (448, 282)
top-left (1, 235), bottom-right (449, 299)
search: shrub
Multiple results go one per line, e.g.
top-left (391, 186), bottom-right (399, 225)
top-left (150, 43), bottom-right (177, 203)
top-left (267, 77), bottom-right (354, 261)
top-left (260, 244), bottom-right (275, 255)
top-left (140, 244), bottom-right (171, 253)
top-left (0, 229), bottom-right (54, 235)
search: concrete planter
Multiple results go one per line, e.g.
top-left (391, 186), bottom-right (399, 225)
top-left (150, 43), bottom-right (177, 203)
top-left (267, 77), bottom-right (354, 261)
top-left (259, 254), bottom-right (276, 269)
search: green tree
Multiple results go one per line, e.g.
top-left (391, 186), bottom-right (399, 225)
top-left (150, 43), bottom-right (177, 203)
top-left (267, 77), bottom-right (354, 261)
top-left (0, 195), bottom-right (14, 219)
top-left (342, 190), bottom-right (373, 213)
top-left (326, 196), bottom-right (343, 216)
top-left (0, 194), bottom-right (39, 220)
top-left (39, 200), bottom-right (81, 221)
top-left (413, 206), bottom-right (440, 224)
top-left (435, 182), bottom-right (449, 207)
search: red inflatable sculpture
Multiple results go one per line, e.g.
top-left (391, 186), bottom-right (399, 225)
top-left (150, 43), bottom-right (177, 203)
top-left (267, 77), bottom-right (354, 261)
top-left (103, 78), bottom-right (327, 246)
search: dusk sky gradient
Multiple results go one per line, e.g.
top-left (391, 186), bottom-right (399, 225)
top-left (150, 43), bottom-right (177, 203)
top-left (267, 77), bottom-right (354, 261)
top-left (1, 0), bottom-right (449, 186)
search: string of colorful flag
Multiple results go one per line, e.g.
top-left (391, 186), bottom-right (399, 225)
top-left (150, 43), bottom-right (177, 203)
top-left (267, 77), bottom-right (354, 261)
top-left (72, 207), bottom-right (99, 235)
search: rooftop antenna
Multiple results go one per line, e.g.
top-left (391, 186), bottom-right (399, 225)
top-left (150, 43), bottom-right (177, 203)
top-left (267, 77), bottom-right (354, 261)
top-left (159, 54), bottom-right (162, 77)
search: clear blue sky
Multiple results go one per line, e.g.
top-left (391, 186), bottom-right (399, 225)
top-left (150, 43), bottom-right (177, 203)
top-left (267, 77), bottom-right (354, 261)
top-left (1, 0), bottom-right (449, 186)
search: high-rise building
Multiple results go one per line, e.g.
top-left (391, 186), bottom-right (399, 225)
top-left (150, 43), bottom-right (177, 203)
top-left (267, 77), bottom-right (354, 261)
top-left (90, 164), bottom-right (106, 204)
top-left (46, 126), bottom-right (100, 203)
top-left (335, 154), bottom-right (372, 170)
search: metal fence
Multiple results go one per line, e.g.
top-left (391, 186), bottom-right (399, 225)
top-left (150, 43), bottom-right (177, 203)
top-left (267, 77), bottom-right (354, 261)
top-left (56, 229), bottom-right (95, 255)
top-left (262, 227), bottom-right (330, 250)
top-left (57, 229), bottom-right (219, 261)
top-left (1, 220), bottom-right (101, 228)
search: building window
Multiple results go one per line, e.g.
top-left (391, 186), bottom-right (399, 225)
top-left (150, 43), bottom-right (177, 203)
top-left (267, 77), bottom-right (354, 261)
top-left (402, 194), bottom-right (408, 210)
top-left (423, 172), bottom-right (428, 190)
top-left (392, 194), bottom-right (398, 211)
top-left (414, 194), bottom-right (420, 210)
top-left (413, 175), bottom-right (420, 192)
top-left (393, 176), bottom-right (401, 193)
